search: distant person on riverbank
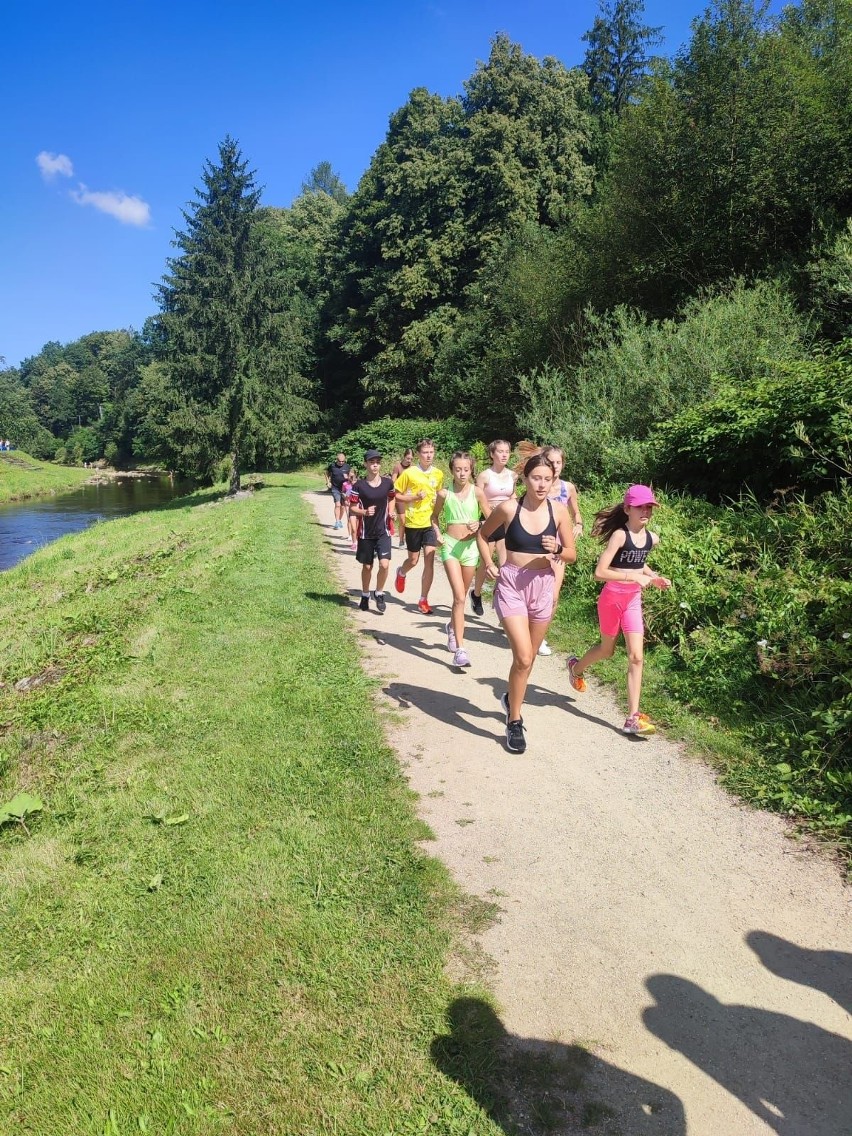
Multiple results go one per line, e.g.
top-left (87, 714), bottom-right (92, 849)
top-left (567, 485), bottom-right (671, 736)
top-left (394, 439), bottom-right (444, 615)
top-left (326, 452), bottom-right (351, 530)
top-left (391, 448), bottom-right (414, 548)
top-left (477, 451), bottom-right (576, 754)
top-left (349, 450), bottom-right (395, 614)
top-left (431, 451), bottom-right (489, 668)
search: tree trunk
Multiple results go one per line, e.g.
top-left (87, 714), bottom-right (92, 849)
top-left (229, 444), bottom-right (240, 496)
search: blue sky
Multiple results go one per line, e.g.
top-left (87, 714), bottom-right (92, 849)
top-left (1, 0), bottom-right (749, 368)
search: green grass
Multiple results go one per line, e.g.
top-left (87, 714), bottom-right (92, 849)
top-left (0, 476), bottom-right (505, 1134)
top-left (0, 451), bottom-right (91, 502)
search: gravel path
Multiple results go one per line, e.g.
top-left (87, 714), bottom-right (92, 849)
top-left (312, 492), bottom-right (852, 1136)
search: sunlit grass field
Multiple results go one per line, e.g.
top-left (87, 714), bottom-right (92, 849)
top-left (0, 476), bottom-right (501, 1134)
top-left (0, 451), bottom-right (91, 503)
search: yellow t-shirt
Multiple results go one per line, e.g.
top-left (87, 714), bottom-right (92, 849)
top-left (394, 464), bottom-right (444, 529)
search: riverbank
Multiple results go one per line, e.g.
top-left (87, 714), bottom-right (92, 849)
top-left (0, 475), bottom-right (489, 1133)
top-left (0, 451), bottom-right (92, 503)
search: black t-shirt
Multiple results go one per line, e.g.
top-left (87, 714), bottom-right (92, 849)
top-left (354, 477), bottom-right (395, 540)
top-left (327, 461), bottom-right (351, 490)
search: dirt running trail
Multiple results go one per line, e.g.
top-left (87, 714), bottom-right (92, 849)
top-left (310, 491), bottom-right (852, 1136)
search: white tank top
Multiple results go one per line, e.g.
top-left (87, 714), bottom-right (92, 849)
top-left (482, 467), bottom-right (514, 506)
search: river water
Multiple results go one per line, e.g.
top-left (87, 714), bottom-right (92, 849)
top-left (0, 475), bottom-right (193, 571)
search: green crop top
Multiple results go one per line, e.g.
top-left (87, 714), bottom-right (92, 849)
top-left (442, 487), bottom-right (480, 526)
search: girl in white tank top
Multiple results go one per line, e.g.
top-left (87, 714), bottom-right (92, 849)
top-left (470, 440), bottom-right (517, 615)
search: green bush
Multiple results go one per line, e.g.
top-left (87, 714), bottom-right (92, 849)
top-left (331, 417), bottom-right (474, 464)
top-left (516, 279), bottom-right (811, 487)
top-left (653, 341), bottom-right (852, 499)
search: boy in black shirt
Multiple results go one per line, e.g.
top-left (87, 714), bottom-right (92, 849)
top-left (349, 450), bottom-right (395, 613)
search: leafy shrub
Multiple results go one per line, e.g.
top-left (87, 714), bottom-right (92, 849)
top-left (332, 417), bottom-right (474, 464)
top-left (653, 341), bottom-right (852, 499)
top-left (64, 425), bottom-right (101, 464)
top-left (516, 278), bottom-right (811, 487)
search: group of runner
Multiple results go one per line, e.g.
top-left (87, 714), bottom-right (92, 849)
top-left (326, 441), bottom-right (671, 754)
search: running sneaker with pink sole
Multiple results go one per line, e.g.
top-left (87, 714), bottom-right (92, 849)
top-left (623, 713), bottom-right (656, 736)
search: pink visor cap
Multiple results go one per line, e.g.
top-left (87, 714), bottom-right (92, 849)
top-left (624, 484), bottom-right (659, 508)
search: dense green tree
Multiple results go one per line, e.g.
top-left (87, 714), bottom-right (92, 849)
top-left (0, 370), bottom-right (55, 456)
top-left (584, 0), bottom-right (852, 310)
top-left (329, 36), bottom-right (594, 416)
top-left (157, 137), bottom-right (318, 490)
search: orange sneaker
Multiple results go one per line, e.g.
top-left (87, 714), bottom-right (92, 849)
top-left (394, 567), bottom-right (406, 593)
top-left (567, 656), bottom-right (587, 693)
top-left (417, 598), bottom-right (433, 615)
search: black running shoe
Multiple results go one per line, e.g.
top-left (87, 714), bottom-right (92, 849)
top-left (506, 719), bottom-right (527, 753)
top-left (470, 590), bottom-right (484, 617)
top-left (359, 595), bottom-right (369, 611)
top-left (373, 591), bottom-right (386, 614)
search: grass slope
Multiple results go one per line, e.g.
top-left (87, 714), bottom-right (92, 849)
top-left (0, 451), bottom-right (91, 503)
top-left (0, 477), bottom-right (500, 1135)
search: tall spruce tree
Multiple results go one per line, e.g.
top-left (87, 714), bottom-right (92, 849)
top-left (158, 138), bottom-right (316, 491)
top-left (582, 0), bottom-right (662, 117)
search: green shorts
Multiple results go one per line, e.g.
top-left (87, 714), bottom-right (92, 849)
top-left (441, 533), bottom-right (480, 568)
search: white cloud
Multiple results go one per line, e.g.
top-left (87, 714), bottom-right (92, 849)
top-left (37, 151), bottom-right (74, 179)
top-left (70, 185), bottom-right (151, 227)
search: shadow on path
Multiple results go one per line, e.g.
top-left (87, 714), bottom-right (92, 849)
top-left (383, 682), bottom-right (503, 745)
top-left (432, 997), bottom-right (685, 1135)
top-left (643, 975), bottom-right (852, 1136)
top-left (747, 930), bottom-right (852, 1016)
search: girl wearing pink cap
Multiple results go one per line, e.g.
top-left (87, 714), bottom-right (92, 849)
top-left (567, 485), bottom-right (671, 735)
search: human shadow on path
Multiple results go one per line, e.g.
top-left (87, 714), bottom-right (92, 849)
top-left (643, 975), bottom-right (852, 1136)
top-left (383, 682), bottom-right (503, 745)
top-left (474, 675), bottom-right (628, 738)
top-left (432, 996), bottom-right (685, 1135)
top-left (365, 628), bottom-right (466, 671)
top-left (746, 931), bottom-right (852, 1016)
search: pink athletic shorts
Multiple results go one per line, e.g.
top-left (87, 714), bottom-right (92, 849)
top-left (597, 581), bottom-right (643, 637)
top-left (494, 563), bottom-right (555, 624)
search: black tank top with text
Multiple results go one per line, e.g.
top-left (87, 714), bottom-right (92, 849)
top-left (610, 526), bottom-right (652, 570)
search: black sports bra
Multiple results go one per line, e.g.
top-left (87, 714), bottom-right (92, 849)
top-left (610, 526), bottom-right (652, 569)
top-left (504, 499), bottom-right (558, 554)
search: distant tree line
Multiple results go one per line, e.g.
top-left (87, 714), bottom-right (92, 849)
top-left (2, 0), bottom-right (850, 496)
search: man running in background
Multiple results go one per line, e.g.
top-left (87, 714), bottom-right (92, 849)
top-left (394, 438), bottom-right (444, 615)
top-left (326, 452), bottom-right (351, 530)
top-left (349, 450), bottom-right (395, 613)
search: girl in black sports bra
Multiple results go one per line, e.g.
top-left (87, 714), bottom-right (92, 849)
top-left (476, 451), bottom-right (576, 754)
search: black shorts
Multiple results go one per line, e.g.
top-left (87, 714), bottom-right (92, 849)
top-left (405, 526), bottom-right (438, 553)
top-left (356, 534), bottom-right (392, 565)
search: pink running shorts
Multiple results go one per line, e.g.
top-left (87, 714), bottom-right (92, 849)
top-left (494, 563), bottom-right (555, 624)
top-left (597, 581), bottom-right (644, 637)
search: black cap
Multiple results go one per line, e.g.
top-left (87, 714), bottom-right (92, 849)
top-left (364, 449), bottom-right (382, 461)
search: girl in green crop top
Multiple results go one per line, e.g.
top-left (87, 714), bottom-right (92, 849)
top-left (430, 452), bottom-right (490, 669)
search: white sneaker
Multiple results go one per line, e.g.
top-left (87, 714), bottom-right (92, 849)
top-left (537, 640), bottom-right (552, 656)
